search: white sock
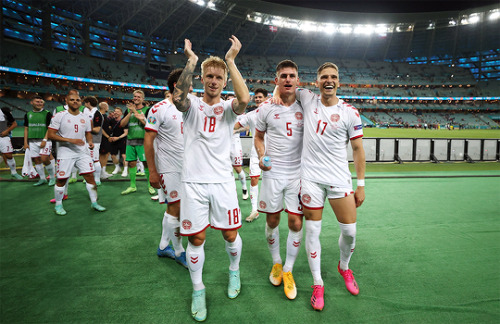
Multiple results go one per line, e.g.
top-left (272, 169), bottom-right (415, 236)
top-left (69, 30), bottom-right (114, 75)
top-left (35, 163), bottom-right (46, 179)
top-left (54, 185), bottom-right (65, 206)
top-left (306, 220), bottom-right (323, 286)
top-left (123, 166), bottom-right (128, 173)
top-left (63, 181), bottom-right (69, 195)
top-left (71, 167), bottom-right (77, 179)
top-left (167, 213), bottom-right (185, 256)
top-left (225, 233), bottom-right (242, 271)
top-left (283, 228), bottom-right (303, 273)
top-left (338, 222), bottom-right (356, 270)
top-left (137, 160), bottom-right (144, 172)
top-left (187, 241), bottom-right (206, 291)
top-left (6, 158), bottom-right (17, 175)
top-left (159, 212), bottom-right (171, 250)
top-left (238, 171), bottom-right (247, 190)
top-left (50, 159), bottom-right (56, 172)
top-left (85, 183), bottom-right (98, 203)
top-left (46, 161), bottom-right (55, 179)
top-left (250, 184), bottom-right (259, 211)
top-left (94, 162), bottom-right (101, 182)
top-left (266, 223), bottom-right (282, 265)
top-left (114, 163), bottom-right (120, 170)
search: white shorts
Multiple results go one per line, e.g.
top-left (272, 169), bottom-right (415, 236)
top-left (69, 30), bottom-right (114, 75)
top-left (89, 144), bottom-right (101, 162)
top-left (56, 156), bottom-right (95, 179)
top-left (160, 172), bottom-right (182, 204)
top-left (0, 137), bottom-right (13, 154)
top-left (29, 140), bottom-right (52, 158)
top-left (300, 179), bottom-right (354, 209)
top-left (249, 153), bottom-right (261, 178)
top-left (258, 178), bottom-right (303, 215)
top-left (180, 181), bottom-right (241, 236)
top-left (230, 137), bottom-right (243, 166)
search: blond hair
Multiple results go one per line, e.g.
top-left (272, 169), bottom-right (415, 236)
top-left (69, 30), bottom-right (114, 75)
top-left (317, 62), bottom-right (339, 76)
top-left (133, 89), bottom-right (145, 98)
top-left (201, 56), bottom-right (228, 82)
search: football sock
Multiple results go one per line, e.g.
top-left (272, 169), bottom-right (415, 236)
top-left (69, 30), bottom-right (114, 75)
top-left (238, 170), bottom-right (247, 190)
top-left (306, 220), bottom-right (323, 286)
top-left (46, 160), bottom-right (55, 179)
top-left (265, 223), bottom-right (282, 265)
top-left (94, 162), bottom-right (101, 182)
top-left (339, 222), bottom-right (357, 270)
top-left (159, 212), bottom-right (171, 250)
top-left (54, 185), bottom-right (65, 206)
top-left (35, 163), bottom-right (46, 179)
top-left (167, 213), bottom-right (185, 256)
top-left (6, 158), bottom-right (17, 174)
top-left (225, 233), bottom-right (242, 271)
top-left (283, 228), bottom-right (303, 273)
top-left (85, 183), bottom-right (98, 203)
top-left (129, 166), bottom-right (137, 187)
top-left (250, 184), bottom-right (259, 211)
top-left (187, 241), bottom-right (206, 291)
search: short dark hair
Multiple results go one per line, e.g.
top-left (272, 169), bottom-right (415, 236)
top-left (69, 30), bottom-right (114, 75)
top-left (254, 88), bottom-right (268, 97)
top-left (31, 95), bottom-right (43, 101)
top-left (83, 96), bottom-right (98, 107)
top-left (168, 68), bottom-right (184, 94)
top-left (275, 60), bottom-right (298, 77)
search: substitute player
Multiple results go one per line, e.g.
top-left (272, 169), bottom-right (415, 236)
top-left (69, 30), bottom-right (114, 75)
top-left (47, 93), bottom-right (106, 216)
top-left (0, 106), bottom-right (22, 179)
top-left (295, 62), bottom-right (366, 311)
top-left (23, 95), bottom-right (56, 186)
top-left (254, 60), bottom-right (304, 300)
top-left (120, 90), bottom-right (155, 195)
top-left (173, 36), bottom-right (249, 322)
top-left (83, 96), bottom-right (104, 185)
top-left (236, 88), bottom-right (268, 222)
top-left (144, 68), bottom-right (188, 268)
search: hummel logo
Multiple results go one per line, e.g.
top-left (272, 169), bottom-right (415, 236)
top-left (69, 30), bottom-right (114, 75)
top-left (174, 232), bottom-right (180, 237)
top-left (274, 114), bottom-right (280, 119)
top-left (191, 256), bottom-right (199, 264)
top-left (310, 252), bottom-right (317, 258)
top-left (314, 108), bottom-right (319, 114)
top-left (268, 238), bottom-right (275, 245)
top-left (293, 241), bottom-right (300, 247)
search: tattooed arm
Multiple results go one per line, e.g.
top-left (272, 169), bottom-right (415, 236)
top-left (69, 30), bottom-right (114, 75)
top-left (173, 39), bottom-right (198, 112)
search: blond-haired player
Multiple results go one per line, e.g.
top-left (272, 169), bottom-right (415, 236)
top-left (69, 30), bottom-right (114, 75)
top-left (173, 36), bottom-right (249, 322)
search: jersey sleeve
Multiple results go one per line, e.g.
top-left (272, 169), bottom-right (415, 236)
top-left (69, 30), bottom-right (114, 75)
top-left (93, 110), bottom-right (103, 127)
top-left (48, 112), bottom-right (62, 130)
top-left (296, 88), bottom-right (317, 107)
top-left (46, 111), bottom-right (53, 127)
top-left (145, 103), bottom-right (161, 132)
top-left (255, 105), bottom-right (268, 133)
top-left (346, 104), bottom-right (363, 140)
top-left (1, 108), bottom-right (15, 125)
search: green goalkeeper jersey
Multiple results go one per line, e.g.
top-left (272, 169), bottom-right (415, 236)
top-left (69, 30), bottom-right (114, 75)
top-left (24, 109), bottom-right (52, 139)
top-left (126, 107), bottom-right (149, 140)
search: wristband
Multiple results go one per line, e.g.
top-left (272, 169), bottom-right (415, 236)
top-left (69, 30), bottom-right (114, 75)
top-left (42, 138), bottom-right (48, 142)
top-left (357, 179), bottom-right (365, 187)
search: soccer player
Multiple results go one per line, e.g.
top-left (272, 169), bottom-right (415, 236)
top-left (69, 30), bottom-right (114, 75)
top-left (119, 90), bottom-right (155, 195)
top-left (47, 93), bottom-right (106, 216)
top-left (23, 95), bottom-right (56, 186)
top-left (231, 115), bottom-right (248, 200)
top-left (296, 62), bottom-right (366, 311)
top-left (144, 68), bottom-right (188, 267)
top-left (54, 89), bottom-right (85, 184)
top-left (82, 96), bottom-right (104, 185)
top-left (236, 88), bottom-right (268, 222)
top-left (0, 106), bottom-right (22, 179)
top-left (254, 60), bottom-right (304, 300)
top-left (173, 36), bottom-right (249, 322)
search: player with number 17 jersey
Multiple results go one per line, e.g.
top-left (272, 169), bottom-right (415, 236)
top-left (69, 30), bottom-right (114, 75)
top-left (255, 101), bottom-right (303, 179)
top-left (297, 88), bottom-right (363, 188)
top-left (49, 110), bottom-right (91, 159)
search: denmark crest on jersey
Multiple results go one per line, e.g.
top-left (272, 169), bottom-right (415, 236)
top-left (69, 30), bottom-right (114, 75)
top-left (259, 201), bottom-right (267, 209)
top-left (295, 112), bottom-right (303, 120)
top-left (331, 114), bottom-right (340, 122)
top-left (80, 119), bottom-right (86, 124)
top-left (214, 106), bottom-right (224, 115)
top-left (302, 194), bottom-right (312, 204)
top-left (170, 191), bottom-right (178, 198)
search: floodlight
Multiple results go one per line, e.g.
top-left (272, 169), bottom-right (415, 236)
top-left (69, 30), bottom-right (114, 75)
top-left (489, 10), bottom-right (500, 20)
top-left (339, 25), bottom-right (352, 34)
top-left (468, 14), bottom-right (480, 24)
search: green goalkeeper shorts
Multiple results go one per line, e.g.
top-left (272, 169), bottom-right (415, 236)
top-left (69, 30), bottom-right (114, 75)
top-left (125, 145), bottom-right (146, 162)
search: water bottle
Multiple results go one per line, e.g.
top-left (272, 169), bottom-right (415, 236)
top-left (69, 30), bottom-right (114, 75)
top-left (263, 156), bottom-right (272, 167)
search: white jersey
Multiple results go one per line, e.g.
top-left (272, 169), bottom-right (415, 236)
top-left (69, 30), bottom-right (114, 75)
top-left (145, 98), bottom-right (184, 173)
top-left (255, 100), bottom-right (303, 179)
top-left (238, 109), bottom-right (259, 159)
top-left (297, 88), bottom-right (363, 187)
top-left (181, 96), bottom-right (238, 183)
top-left (49, 110), bottom-right (91, 159)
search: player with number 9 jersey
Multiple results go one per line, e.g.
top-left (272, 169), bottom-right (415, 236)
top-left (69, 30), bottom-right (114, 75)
top-left (49, 110), bottom-right (91, 159)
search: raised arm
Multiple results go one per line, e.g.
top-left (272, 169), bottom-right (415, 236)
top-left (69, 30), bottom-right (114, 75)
top-left (119, 104), bottom-right (134, 127)
top-left (225, 35), bottom-right (250, 115)
top-left (351, 137), bottom-right (366, 207)
top-left (254, 129), bottom-right (271, 171)
top-left (173, 39), bottom-right (198, 112)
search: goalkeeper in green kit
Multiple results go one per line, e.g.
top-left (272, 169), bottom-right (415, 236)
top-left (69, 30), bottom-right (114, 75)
top-left (119, 90), bottom-right (155, 195)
